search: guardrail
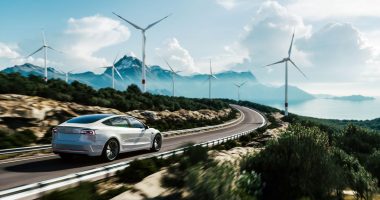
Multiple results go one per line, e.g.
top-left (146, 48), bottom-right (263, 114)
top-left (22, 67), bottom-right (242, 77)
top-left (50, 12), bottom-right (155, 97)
top-left (0, 107), bottom-right (265, 200)
top-left (0, 106), bottom-right (243, 156)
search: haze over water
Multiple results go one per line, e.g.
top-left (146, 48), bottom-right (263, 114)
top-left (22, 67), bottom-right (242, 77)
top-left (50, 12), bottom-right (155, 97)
top-left (263, 98), bottom-right (380, 120)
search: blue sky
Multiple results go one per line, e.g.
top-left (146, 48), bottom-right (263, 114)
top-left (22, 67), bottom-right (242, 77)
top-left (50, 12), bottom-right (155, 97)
top-left (1, 0), bottom-right (380, 96)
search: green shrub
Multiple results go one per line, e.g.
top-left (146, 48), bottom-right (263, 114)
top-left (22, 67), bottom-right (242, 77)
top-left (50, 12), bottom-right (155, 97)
top-left (117, 158), bottom-right (161, 183)
top-left (0, 129), bottom-right (37, 149)
top-left (241, 124), bottom-right (342, 200)
top-left (185, 163), bottom-right (246, 200)
top-left (223, 139), bottom-right (239, 150)
top-left (366, 150), bottom-right (380, 187)
top-left (40, 182), bottom-right (97, 200)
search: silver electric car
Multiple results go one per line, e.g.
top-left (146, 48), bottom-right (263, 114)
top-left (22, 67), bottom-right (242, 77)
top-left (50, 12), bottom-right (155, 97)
top-left (52, 114), bottom-right (162, 161)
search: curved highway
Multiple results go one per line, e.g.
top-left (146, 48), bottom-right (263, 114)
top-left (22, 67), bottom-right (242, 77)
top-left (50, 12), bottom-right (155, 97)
top-left (0, 105), bottom-right (265, 191)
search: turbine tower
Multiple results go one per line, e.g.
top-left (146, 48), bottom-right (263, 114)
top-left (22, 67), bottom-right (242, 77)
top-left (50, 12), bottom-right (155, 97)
top-left (164, 59), bottom-right (181, 97)
top-left (57, 69), bottom-right (75, 83)
top-left (264, 30), bottom-right (307, 116)
top-left (113, 12), bottom-right (171, 93)
top-left (208, 59), bottom-right (217, 99)
top-left (26, 30), bottom-right (62, 82)
top-left (102, 55), bottom-right (124, 89)
top-left (233, 81), bottom-right (247, 101)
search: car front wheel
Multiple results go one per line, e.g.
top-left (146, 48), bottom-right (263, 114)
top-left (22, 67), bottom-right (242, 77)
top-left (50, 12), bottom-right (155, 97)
top-left (151, 134), bottom-right (162, 152)
top-left (102, 139), bottom-right (119, 161)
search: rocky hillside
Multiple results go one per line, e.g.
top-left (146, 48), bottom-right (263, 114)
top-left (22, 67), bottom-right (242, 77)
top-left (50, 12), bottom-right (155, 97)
top-left (0, 94), bottom-right (233, 139)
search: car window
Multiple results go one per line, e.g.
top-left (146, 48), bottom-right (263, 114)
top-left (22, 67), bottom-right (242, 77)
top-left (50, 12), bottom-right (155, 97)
top-left (128, 118), bottom-right (145, 129)
top-left (103, 117), bottom-right (130, 127)
top-left (67, 114), bottom-right (112, 124)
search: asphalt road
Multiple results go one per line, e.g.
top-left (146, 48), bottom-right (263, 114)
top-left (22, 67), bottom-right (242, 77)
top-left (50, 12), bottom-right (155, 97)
top-left (0, 105), bottom-right (264, 191)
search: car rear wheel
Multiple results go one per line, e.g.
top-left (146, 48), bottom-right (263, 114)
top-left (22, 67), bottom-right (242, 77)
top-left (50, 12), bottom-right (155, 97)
top-left (151, 134), bottom-right (162, 152)
top-left (102, 139), bottom-right (119, 161)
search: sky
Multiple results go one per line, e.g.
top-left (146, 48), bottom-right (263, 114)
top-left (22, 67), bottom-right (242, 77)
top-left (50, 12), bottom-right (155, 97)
top-left (0, 0), bottom-right (380, 96)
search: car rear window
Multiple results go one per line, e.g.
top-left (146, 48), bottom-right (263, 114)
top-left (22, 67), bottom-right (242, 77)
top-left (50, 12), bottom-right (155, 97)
top-left (66, 114), bottom-right (112, 124)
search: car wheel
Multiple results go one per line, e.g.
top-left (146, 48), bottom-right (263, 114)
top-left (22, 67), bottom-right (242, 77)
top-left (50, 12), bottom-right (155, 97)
top-left (102, 139), bottom-right (119, 161)
top-left (151, 134), bottom-right (162, 152)
top-left (59, 153), bottom-right (73, 160)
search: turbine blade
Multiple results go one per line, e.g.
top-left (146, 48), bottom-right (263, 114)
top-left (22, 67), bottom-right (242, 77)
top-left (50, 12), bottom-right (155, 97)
top-left (234, 83), bottom-right (239, 87)
top-left (164, 59), bottom-right (175, 72)
top-left (41, 30), bottom-right (46, 46)
top-left (209, 59), bottom-right (213, 75)
top-left (289, 59), bottom-right (307, 79)
top-left (47, 46), bottom-right (64, 54)
top-left (211, 74), bottom-right (217, 79)
top-left (145, 14), bottom-right (171, 30)
top-left (112, 12), bottom-right (144, 30)
top-left (240, 81), bottom-right (247, 87)
top-left (113, 66), bottom-right (124, 80)
top-left (113, 53), bottom-right (120, 65)
top-left (288, 30), bottom-right (295, 57)
top-left (264, 59), bottom-right (285, 67)
top-left (26, 46), bottom-right (44, 58)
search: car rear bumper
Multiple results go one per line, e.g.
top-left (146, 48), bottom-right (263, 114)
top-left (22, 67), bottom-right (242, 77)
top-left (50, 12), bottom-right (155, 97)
top-left (52, 140), bottom-right (104, 156)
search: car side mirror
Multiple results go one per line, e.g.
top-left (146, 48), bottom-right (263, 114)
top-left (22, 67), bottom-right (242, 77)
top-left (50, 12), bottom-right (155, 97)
top-left (144, 125), bottom-right (149, 129)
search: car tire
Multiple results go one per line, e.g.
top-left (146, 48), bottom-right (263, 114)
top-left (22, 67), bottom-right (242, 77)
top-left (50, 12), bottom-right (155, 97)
top-left (102, 138), bottom-right (119, 162)
top-left (59, 153), bottom-right (73, 160)
top-left (151, 134), bottom-right (162, 152)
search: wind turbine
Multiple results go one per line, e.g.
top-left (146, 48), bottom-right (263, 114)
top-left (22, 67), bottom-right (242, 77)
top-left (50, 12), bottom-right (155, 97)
top-left (113, 12), bottom-right (171, 93)
top-left (164, 59), bottom-right (181, 97)
top-left (57, 69), bottom-right (75, 83)
top-left (264, 30), bottom-right (307, 116)
top-left (26, 30), bottom-right (62, 82)
top-left (233, 81), bottom-right (247, 101)
top-left (208, 59), bottom-right (217, 99)
top-left (102, 55), bottom-right (124, 89)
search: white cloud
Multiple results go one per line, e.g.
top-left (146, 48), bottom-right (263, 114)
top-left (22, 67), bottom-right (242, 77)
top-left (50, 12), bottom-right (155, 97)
top-left (288, 0), bottom-right (380, 20)
top-left (215, 0), bottom-right (238, 10)
top-left (234, 1), bottom-right (312, 82)
top-left (155, 38), bottom-right (197, 74)
top-left (64, 15), bottom-right (130, 68)
top-left (297, 23), bottom-right (376, 82)
top-left (0, 43), bottom-right (20, 59)
top-left (215, 0), bottom-right (260, 10)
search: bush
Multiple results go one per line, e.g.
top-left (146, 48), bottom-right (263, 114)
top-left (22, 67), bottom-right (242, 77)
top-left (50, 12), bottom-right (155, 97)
top-left (241, 124), bottom-right (342, 200)
top-left (0, 129), bottom-right (37, 148)
top-left (185, 163), bottom-right (247, 200)
top-left (40, 182), bottom-right (97, 200)
top-left (117, 158), bottom-right (162, 183)
top-left (162, 145), bottom-right (209, 189)
top-left (366, 150), bottom-right (380, 187)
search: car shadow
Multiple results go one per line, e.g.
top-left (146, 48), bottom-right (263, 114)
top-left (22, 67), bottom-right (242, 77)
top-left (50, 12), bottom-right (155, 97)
top-left (5, 149), bottom-right (153, 173)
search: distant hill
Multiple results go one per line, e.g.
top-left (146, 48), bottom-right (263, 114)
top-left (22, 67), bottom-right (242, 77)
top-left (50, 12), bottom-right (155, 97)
top-left (1, 55), bottom-right (315, 102)
top-left (328, 95), bottom-right (375, 101)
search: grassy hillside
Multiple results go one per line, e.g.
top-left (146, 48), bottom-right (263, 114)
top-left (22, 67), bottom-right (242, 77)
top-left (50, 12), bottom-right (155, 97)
top-left (0, 72), bottom-right (229, 112)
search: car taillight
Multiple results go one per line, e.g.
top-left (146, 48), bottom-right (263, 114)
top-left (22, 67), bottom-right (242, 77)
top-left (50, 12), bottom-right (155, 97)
top-left (52, 127), bottom-right (57, 140)
top-left (80, 129), bottom-right (96, 135)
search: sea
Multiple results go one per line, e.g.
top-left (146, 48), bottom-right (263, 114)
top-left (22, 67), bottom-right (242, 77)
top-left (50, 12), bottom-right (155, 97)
top-left (261, 98), bottom-right (380, 120)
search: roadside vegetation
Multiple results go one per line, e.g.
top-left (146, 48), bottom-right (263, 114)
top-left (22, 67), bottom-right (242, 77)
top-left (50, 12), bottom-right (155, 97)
top-left (0, 72), bottom-right (229, 112)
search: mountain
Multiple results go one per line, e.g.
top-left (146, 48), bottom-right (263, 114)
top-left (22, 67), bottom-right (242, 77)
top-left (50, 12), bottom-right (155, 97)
top-left (1, 55), bottom-right (314, 102)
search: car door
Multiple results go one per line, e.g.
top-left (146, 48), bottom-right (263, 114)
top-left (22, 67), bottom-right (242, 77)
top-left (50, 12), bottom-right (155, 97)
top-left (127, 117), bottom-right (151, 148)
top-left (103, 116), bottom-right (135, 151)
